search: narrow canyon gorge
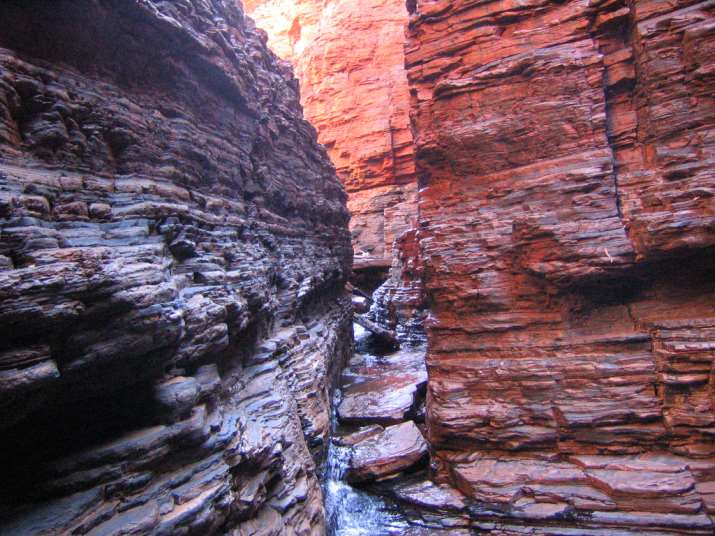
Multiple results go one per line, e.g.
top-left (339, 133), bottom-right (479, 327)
top-left (1, 1), bottom-right (714, 535)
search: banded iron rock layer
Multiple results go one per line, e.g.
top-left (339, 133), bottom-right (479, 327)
top-left (408, 0), bottom-right (715, 533)
top-left (249, 0), bottom-right (715, 534)
top-left (0, 0), bottom-right (714, 534)
top-left (244, 0), bottom-right (417, 268)
top-left (0, 1), bottom-right (351, 535)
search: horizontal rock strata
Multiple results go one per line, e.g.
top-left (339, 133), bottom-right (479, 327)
top-left (244, 0), bottom-right (417, 266)
top-left (0, 1), bottom-right (351, 534)
top-left (406, 0), bottom-right (715, 533)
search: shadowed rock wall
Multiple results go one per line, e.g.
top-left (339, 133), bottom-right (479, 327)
top-left (407, 0), bottom-right (715, 532)
top-left (0, 1), bottom-right (351, 534)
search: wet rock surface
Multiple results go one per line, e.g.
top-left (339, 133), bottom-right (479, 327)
top-left (338, 346), bottom-right (427, 426)
top-left (323, 328), bottom-right (463, 535)
top-left (387, 478), bottom-right (467, 513)
top-left (0, 1), bottom-right (351, 534)
top-left (345, 421), bottom-right (428, 483)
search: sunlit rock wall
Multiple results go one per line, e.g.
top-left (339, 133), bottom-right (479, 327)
top-left (244, 0), bottom-right (417, 267)
top-left (407, 0), bottom-right (715, 533)
top-left (0, 1), bottom-right (351, 534)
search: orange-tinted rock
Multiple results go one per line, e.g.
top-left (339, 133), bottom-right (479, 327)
top-left (406, 0), bottom-right (715, 532)
top-left (245, 0), bottom-right (417, 264)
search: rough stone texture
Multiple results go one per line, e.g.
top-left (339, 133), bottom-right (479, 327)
top-left (369, 228), bottom-right (427, 346)
top-left (337, 346), bottom-right (427, 426)
top-left (406, 0), bottom-right (715, 533)
top-left (345, 421), bottom-right (428, 483)
top-left (0, 1), bottom-right (351, 534)
top-left (244, 0), bottom-right (417, 266)
top-left (380, 477), bottom-right (472, 531)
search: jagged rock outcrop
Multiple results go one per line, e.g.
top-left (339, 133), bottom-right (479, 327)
top-left (0, 1), bottom-right (351, 534)
top-left (244, 1), bottom-right (715, 532)
top-left (369, 228), bottom-right (427, 346)
top-left (244, 0), bottom-right (417, 267)
top-left (406, 0), bottom-right (715, 533)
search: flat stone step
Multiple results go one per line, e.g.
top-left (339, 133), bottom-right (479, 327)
top-left (346, 421), bottom-right (428, 483)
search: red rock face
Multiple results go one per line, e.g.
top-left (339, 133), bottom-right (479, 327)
top-left (246, 1), bottom-right (715, 530)
top-left (406, 0), bottom-right (715, 532)
top-left (244, 0), bottom-right (417, 266)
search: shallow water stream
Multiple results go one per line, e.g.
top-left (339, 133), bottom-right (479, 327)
top-left (323, 402), bottom-right (412, 536)
top-left (322, 324), bottom-right (413, 536)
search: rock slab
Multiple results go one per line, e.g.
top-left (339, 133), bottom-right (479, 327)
top-left (346, 421), bottom-right (428, 483)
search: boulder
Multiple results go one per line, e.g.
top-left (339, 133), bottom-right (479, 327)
top-left (346, 421), bottom-right (428, 483)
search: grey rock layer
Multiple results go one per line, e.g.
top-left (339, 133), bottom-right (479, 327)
top-left (0, 1), bottom-right (351, 534)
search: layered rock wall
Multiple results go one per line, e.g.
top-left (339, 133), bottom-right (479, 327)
top-left (244, 0), bottom-right (417, 266)
top-left (4, 0), bottom-right (714, 533)
top-left (406, 0), bottom-right (715, 532)
top-left (0, 1), bottom-right (351, 534)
